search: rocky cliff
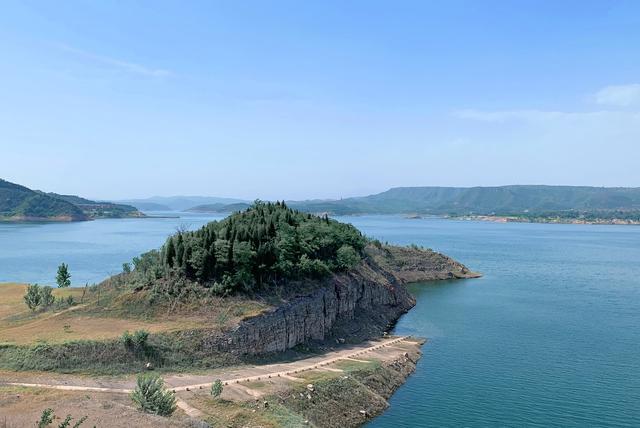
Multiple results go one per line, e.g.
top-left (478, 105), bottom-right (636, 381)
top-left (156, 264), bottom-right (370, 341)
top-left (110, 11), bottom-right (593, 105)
top-left (224, 245), bottom-right (478, 355)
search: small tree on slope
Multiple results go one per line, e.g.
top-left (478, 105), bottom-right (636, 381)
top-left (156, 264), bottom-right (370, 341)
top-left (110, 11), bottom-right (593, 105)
top-left (211, 379), bottom-right (223, 398)
top-left (56, 263), bottom-right (71, 288)
top-left (24, 284), bottom-right (42, 311)
top-left (131, 373), bottom-right (177, 416)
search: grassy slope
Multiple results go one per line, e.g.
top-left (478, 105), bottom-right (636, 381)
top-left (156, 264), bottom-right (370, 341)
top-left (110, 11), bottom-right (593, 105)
top-left (0, 180), bottom-right (87, 220)
top-left (0, 178), bottom-right (144, 221)
top-left (0, 283), bottom-right (266, 346)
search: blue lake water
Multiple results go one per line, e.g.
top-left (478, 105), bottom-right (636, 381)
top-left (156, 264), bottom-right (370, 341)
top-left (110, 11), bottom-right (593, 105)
top-left (0, 212), bottom-right (225, 286)
top-left (1, 214), bottom-right (639, 426)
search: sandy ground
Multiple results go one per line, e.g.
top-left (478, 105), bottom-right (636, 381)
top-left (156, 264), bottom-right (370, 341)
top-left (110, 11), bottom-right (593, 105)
top-left (0, 336), bottom-right (422, 426)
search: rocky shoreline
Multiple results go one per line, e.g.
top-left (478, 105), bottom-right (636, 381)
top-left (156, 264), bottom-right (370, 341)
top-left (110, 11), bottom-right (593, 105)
top-left (207, 245), bottom-right (479, 357)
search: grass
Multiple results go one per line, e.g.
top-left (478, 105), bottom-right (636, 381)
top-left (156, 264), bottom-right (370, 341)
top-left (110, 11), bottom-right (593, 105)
top-left (334, 359), bottom-right (381, 373)
top-left (0, 284), bottom-right (201, 345)
top-left (0, 282), bottom-right (268, 346)
top-left (0, 283), bottom-right (84, 320)
top-left (189, 396), bottom-right (307, 428)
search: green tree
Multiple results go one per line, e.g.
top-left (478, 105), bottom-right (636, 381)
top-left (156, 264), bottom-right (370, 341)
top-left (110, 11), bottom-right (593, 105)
top-left (131, 373), bottom-right (177, 416)
top-left (40, 286), bottom-right (55, 307)
top-left (122, 262), bottom-right (132, 274)
top-left (24, 284), bottom-right (42, 311)
top-left (56, 263), bottom-right (71, 288)
top-left (210, 379), bottom-right (223, 398)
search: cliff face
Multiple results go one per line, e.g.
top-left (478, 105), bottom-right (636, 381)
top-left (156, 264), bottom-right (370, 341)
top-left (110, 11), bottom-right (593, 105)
top-left (220, 245), bottom-right (478, 355)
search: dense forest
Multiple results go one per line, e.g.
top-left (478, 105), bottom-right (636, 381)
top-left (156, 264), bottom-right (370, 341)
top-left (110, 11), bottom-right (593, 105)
top-left (132, 201), bottom-right (366, 294)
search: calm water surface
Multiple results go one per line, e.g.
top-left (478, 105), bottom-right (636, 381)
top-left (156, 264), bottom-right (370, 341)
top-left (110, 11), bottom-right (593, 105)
top-left (0, 212), bottom-right (224, 285)
top-left (1, 214), bottom-right (639, 426)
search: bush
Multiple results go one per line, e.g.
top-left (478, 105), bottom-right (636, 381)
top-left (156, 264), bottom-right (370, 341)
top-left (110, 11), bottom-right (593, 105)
top-left (122, 329), bottom-right (149, 355)
top-left (298, 255), bottom-right (330, 278)
top-left (24, 284), bottom-right (42, 311)
top-left (131, 373), bottom-right (176, 416)
top-left (336, 245), bottom-right (360, 270)
top-left (40, 286), bottom-right (55, 308)
top-left (133, 330), bottom-right (149, 348)
top-left (122, 331), bottom-right (134, 349)
top-left (211, 379), bottom-right (223, 398)
top-left (37, 408), bottom-right (87, 427)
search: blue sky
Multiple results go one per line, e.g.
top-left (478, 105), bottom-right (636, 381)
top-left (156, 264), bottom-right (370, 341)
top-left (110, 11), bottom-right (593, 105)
top-left (1, 1), bottom-right (639, 200)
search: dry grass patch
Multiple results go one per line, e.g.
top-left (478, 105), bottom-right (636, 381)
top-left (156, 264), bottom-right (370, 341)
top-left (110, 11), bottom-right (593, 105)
top-left (188, 393), bottom-right (306, 428)
top-left (0, 386), bottom-right (193, 427)
top-left (0, 314), bottom-right (201, 345)
top-left (0, 283), bottom-right (84, 320)
top-left (0, 283), bottom-right (266, 345)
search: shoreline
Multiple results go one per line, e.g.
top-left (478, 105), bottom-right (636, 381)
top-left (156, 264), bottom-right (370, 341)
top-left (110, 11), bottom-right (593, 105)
top-left (451, 214), bottom-right (640, 226)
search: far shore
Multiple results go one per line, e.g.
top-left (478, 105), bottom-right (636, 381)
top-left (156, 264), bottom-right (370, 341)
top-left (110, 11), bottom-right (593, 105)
top-left (450, 214), bottom-right (640, 226)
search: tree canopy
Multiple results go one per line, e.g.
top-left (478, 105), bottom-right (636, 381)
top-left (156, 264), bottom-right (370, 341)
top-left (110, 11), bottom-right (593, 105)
top-left (135, 201), bottom-right (366, 294)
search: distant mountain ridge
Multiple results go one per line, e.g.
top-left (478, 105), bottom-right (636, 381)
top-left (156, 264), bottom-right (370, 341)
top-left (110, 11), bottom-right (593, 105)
top-left (186, 202), bottom-right (252, 213)
top-left (289, 185), bottom-right (640, 216)
top-left (116, 196), bottom-right (248, 212)
top-left (0, 179), bottom-right (144, 222)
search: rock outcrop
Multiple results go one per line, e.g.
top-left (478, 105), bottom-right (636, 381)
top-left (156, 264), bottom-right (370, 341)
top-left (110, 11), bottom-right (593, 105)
top-left (224, 245), bottom-right (478, 355)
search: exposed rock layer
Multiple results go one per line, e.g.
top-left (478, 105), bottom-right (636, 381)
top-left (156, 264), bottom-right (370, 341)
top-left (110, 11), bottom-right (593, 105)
top-left (224, 245), bottom-right (478, 355)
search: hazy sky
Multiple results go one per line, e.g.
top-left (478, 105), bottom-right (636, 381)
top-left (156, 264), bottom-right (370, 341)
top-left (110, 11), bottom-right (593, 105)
top-left (1, 1), bottom-right (640, 200)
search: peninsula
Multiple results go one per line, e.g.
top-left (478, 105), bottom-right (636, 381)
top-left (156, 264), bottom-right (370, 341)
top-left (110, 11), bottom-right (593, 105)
top-left (0, 178), bottom-right (145, 222)
top-left (0, 202), bottom-right (478, 427)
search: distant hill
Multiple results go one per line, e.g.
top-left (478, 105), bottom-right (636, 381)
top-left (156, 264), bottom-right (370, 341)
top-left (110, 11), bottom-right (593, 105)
top-left (46, 193), bottom-right (144, 219)
top-left (290, 185), bottom-right (640, 216)
top-left (116, 196), bottom-right (248, 212)
top-left (186, 202), bottom-right (252, 213)
top-left (0, 179), bottom-right (144, 222)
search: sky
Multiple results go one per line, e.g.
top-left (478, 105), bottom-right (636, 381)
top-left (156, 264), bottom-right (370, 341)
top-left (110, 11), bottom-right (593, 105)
top-left (1, 1), bottom-right (640, 200)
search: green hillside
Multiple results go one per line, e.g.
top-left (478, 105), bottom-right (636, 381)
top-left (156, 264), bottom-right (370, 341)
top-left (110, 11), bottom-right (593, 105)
top-left (0, 178), bottom-right (144, 221)
top-left (291, 185), bottom-right (640, 216)
top-left (130, 201), bottom-right (365, 294)
top-left (46, 193), bottom-right (144, 219)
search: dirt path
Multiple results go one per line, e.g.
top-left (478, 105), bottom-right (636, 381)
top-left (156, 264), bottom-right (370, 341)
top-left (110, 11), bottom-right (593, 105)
top-left (1, 336), bottom-right (416, 420)
top-left (2, 336), bottom-right (411, 393)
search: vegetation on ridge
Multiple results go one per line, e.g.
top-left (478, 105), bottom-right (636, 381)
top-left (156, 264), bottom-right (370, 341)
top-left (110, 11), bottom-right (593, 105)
top-left (0, 178), bottom-right (144, 221)
top-left (288, 185), bottom-right (640, 218)
top-left (130, 201), bottom-right (366, 296)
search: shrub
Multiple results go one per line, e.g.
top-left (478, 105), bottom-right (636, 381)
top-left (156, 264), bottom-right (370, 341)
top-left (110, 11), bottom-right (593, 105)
top-left (336, 245), bottom-right (360, 270)
top-left (122, 330), bottom-right (150, 356)
top-left (24, 284), bottom-right (42, 311)
top-left (40, 286), bottom-right (55, 308)
top-left (37, 408), bottom-right (87, 427)
top-left (211, 379), bottom-right (223, 398)
top-left (38, 408), bottom-right (54, 428)
top-left (122, 331), bottom-right (134, 349)
top-left (133, 330), bottom-right (149, 348)
top-left (298, 255), bottom-right (330, 278)
top-left (131, 373), bottom-right (176, 416)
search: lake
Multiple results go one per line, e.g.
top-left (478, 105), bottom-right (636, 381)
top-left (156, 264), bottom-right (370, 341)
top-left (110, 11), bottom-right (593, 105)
top-left (1, 214), bottom-right (639, 426)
